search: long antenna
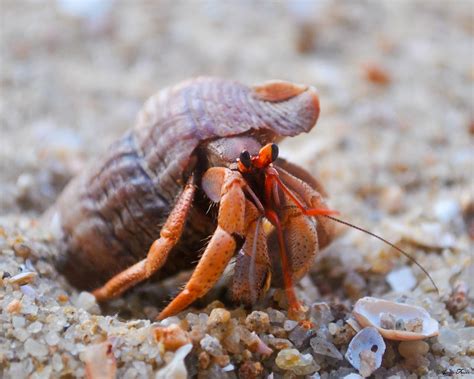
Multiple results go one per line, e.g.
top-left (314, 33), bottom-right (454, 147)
top-left (323, 215), bottom-right (439, 295)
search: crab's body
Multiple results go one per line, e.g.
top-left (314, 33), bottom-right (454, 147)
top-left (45, 77), bottom-right (335, 319)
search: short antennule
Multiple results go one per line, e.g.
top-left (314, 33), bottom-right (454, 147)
top-left (323, 215), bottom-right (439, 295)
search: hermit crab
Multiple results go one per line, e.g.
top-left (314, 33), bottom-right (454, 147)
top-left (44, 77), bottom-right (435, 320)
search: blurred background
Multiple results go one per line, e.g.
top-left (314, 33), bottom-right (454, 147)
top-left (0, 0), bottom-right (472, 228)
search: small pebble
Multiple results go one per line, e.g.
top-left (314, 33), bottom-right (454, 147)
top-left (214, 354), bottom-right (230, 367)
top-left (288, 324), bottom-right (317, 349)
top-left (7, 299), bottom-right (22, 313)
top-left (74, 292), bottom-right (98, 313)
top-left (398, 340), bottom-right (430, 358)
top-left (275, 348), bottom-right (319, 375)
top-left (328, 322), bottom-right (339, 335)
top-left (207, 308), bottom-right (230, 328)
top-left (12, 315), bottom-right (26, 328)
top-left (310, 302), bottom-right (334, 325)
top-left (57, 294), bottom-right (69, 303)
top-left (20, 285), bottom-right (36, 298)
top-left (405, 318), bottom-right (423, 333)
top-left (363, 62), bottom-right (391, 85)
top-left (24, 339), bottom-right (48, 358)
top-left (154, 324), bottom-right (191, 351)
top-left (267, 308), bottom-right (286, 324)
top-left (45, 332), bottom-right (60, 346)
top-left (200, 334), bottom-right (224, 357)
top-left (434, 199), bottom-right (461, 223)
top-left (52, 353), bottom-right (64, 372)
top-left (395, 318), bottom-right (405, 331)
top-left (283, 319), bottom-right (298, 332)
top-left (386, 267), bottom-right (416, 292)
top-left (343, 374), bottom-right (363, 379)
top-left (266, 336), bottom-right (293, 350)
top-left (198, 351), bottom-right (211, 369)
top-left (333, 323), bottom-right (357, 346)
top-left (446, 281), bottom-right (469, 314)
top-left (380, 312), bottom-right (396, 329)
top-left (27, 321), bottom-right (43, 333)
top-left (12, 242), bottom-right (33, 258)
top-left (269, 325), bottom-right (287, 338)
top-left (310, 336), bottom-right (343, 360)
top-left (343, 271), bottom-right (366, 299)
top-left (238, 360), bottom-right (263, 379)
top-left (245, 311), bottom-right (270, 333)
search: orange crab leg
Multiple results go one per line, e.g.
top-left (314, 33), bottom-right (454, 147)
top-left (158, 225), bottom-right (236, 319)
top-left (93, 175), bottom-right (196, 301)
top-left (267, 167), bottom-right (339, 217)
top-left (158, 167), bottom-right (247, 320)
top-left (265, 208), bottom-right (303, 318)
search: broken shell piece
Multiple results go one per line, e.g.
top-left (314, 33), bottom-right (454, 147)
top-left (345, 327), bottom-right (385, 378)
top-left (156, 343), bottom-right (192, 379)
top-left (84, 341), bottom-right (116, 379)
top-left (353, 297), bottom-right (439, 341)
top-left (8, 271), bottom-right (37, 286)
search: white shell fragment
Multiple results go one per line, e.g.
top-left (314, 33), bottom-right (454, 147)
top-left (353, 297), bottom-right (439, 341)
top-left (84, 341), bottom-right (116, 379)
top-left (8, 271), bottom-right (37, 286)
top-left (155, 343), bottom-right (192, 379)
top-left (345, 327), bottom-right (385, 378)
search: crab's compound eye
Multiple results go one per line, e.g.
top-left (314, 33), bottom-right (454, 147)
top-left (239, 150), bottom-right (252, 168)
top-left (270, 143), bottom-right (279, 162)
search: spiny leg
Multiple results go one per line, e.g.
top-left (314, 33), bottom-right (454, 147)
top-left (92, 175), bottom-right (195, 301)
top-left (264, 168), bottom-right (332, 319)
top-left (265, 208), bottom-right (305, 319)
top-left (231, 200), bottom-right (271, 304)
top-left (158, 168), bottom-right (247, 320)
top-left (158, 226), bottom-right (236, 320)
top-left (275, 166), bottom-right (337, 248)
top-left (275, 200), bottom-right (318, 284)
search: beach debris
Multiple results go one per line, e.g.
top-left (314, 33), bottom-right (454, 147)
top-left (345, 327), bottom-right (386, 378)
top-left (154, 324), bottom-right (191, 351)
top-left (398, 340), bottom-right (430, 358)
top-left (6, 298), bottom-right (22, 313)
top-left (7, 271), bottom-right (37, 286)
top-left (445, 281), bottom-right (469, 314)
top-left (309, 302), bottom-right (334, 325)
top-left (275, 348), bottom-right (319, 375)
top-left (74, 291), bottom-right (99, 313)
top-left (353, 297), bottom-right (439, 340)
top-left (245, 311), bottom-right (270, 333)
top-left (84, 341), bottom-right (117, 379)
top-left (310, 336), bottom-right (343, 360)
top-left (155, 343), bottom-right (192, 379)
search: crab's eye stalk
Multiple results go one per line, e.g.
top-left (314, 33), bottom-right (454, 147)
top-left (254, 143), bottom-right (279, 168)
top-left (238, 150), bottom-right (252, 171)
top-left (270, 143), bottom-right (279, 162)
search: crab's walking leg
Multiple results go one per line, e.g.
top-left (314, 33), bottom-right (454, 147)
top-left (265, 208), bottom-right (305, 319)
top-left (158, 168), bottom-right (247, 320)
top-left (274, 166), bottom-right (337, 248)
top-left (231, 200), bottom-right (271, 304)
top-left (92, 175), bottom-right (196, 301)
